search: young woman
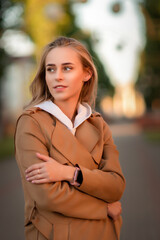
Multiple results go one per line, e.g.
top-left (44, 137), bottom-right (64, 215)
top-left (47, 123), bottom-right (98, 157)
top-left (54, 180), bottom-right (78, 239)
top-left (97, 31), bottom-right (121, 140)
top-left (15, 36), bottom-right (125, 240)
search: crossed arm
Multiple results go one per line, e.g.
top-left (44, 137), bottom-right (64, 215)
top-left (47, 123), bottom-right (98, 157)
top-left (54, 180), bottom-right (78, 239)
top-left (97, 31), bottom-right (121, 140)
top-left (25, 152), bottom-right (122, 220)
top-left (15, 115), bottom-right (124, 220)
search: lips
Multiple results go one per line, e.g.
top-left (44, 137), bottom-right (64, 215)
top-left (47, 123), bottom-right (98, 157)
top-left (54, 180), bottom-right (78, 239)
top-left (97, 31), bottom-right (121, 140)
top-left (54, 85), bottom-right (67, 89)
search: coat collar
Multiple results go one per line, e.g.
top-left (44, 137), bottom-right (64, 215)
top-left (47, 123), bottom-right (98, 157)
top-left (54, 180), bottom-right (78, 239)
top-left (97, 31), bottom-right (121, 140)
top-left (35, 100), bottom-right (92, 135)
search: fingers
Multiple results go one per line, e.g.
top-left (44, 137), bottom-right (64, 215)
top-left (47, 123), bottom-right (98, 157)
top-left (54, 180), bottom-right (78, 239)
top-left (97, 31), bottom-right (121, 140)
top-left (26, 174), bottom-right (43, 182)
top-left (25, 163), bottom-right (42, 173)
top-left (26, 171), bottom-right (51, 184)
top-left (25, 153), bottom-right (57, 184)
top-left (107, 201), bottom-right (122, 221)
top-left (25, 163), bottom-right (52, 184)
top-left (26, 168), bottom-right (41, 178)
top-left (30, 178), bottom-right (50, 184)
top-left (25, 153), bottom-right (50, 174)
top-left (25, 153), bottom-right (53, 184)
top-left (108, 201), bottom-right (121, 207)
top-left (26, 152), bottom-right (55, 174)
top-left (36, 152), bottom-right (50, 162)
top-left (26, 168), bottom-right (44, 182)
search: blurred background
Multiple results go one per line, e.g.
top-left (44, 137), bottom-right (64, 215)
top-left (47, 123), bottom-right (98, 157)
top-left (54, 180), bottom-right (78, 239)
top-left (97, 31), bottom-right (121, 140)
top-left (0, 0), bottom-right (160, 239)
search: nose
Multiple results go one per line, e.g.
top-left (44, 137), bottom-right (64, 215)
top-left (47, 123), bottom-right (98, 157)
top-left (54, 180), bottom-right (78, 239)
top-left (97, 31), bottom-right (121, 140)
top-left (55, 68), bottom-right (63, 81)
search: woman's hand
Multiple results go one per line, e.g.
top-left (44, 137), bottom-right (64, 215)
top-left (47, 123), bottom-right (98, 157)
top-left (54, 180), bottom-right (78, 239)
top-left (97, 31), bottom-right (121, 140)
top-left (107, 201), bottom-right (122, 221)
top-left (25, 153), bottom-right (75, 184)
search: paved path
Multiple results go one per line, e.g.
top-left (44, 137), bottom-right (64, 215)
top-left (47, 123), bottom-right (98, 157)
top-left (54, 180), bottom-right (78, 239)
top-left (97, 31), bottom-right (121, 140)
top-left (111, 123), bottom-right (160, 240)
top-left (0, 157), bottom-right (25, 239)
top-left (0, 122), bottom-right (160, 240)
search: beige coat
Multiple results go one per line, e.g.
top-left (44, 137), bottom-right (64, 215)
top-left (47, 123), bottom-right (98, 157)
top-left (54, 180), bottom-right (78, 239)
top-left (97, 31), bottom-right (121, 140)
top-left (15, 107), bottom-right (125, 240)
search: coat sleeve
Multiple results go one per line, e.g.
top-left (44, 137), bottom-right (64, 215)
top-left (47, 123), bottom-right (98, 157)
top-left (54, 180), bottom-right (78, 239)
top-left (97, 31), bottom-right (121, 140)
top-left (15, 114), bottom-right (108, 220)
top-left (77, 118), bottom-right (126, 203)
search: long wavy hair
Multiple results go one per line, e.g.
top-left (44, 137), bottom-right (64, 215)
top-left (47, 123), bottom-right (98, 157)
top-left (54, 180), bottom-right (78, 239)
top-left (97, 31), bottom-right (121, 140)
top-left (26, 36), bottom-right (98, 109)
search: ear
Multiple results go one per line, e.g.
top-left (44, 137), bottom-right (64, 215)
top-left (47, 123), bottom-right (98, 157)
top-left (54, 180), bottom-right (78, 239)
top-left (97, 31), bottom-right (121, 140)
top-left (83, 69), bottom-right (92, 82)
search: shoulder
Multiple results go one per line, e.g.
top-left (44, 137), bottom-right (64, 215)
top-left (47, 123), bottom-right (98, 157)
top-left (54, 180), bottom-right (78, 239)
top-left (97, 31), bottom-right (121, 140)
top-left (90, 111), bottom-right (103, 123)
top-left (15, 108), bottom-right (41, 135)
top-left (90, 111), bottom-right (108, 127)
top-left (15, 108), bottom-right (52, 149)
top-left (19, 107), bottom-right (47, 120)
top-left (17, 107), bottom-right (54, 124)
top-left (89, 111), bottom-right (112, 135)
top-left (15, 107), bottom-right (55, 134)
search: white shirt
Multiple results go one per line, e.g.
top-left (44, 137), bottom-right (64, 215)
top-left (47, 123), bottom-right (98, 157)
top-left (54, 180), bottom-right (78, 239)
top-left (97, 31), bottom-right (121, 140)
top-left (35, 100), bottom-right (92, 135)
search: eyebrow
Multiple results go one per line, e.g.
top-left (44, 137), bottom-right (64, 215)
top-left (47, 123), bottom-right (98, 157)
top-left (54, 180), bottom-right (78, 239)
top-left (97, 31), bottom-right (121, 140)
top-left (46, 62), bottom-right (74, 67)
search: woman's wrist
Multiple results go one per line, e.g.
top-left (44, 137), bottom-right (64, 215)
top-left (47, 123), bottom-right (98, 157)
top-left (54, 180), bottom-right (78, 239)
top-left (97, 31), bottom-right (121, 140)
top-left (64, 165), bottom-right (83, 186)
top-left (65, 166), bottom-right (75, 181)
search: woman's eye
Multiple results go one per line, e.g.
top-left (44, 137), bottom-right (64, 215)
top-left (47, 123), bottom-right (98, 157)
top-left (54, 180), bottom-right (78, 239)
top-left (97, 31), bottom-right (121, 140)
top-left (47, 68), bottom-right (55, 72)
top-left (64, 66), bottom-right (72, 71)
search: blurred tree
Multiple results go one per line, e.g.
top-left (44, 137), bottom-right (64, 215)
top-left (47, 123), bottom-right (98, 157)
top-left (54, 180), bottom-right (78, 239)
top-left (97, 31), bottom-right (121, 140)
top-left (0, 0), bottom-right (12, 90)
top-left (137, 0), bottom-right (160, 110)
top-left (16, 0), bottom-right (80, 57)
top-left (0, 0), bottom-right (19, 136)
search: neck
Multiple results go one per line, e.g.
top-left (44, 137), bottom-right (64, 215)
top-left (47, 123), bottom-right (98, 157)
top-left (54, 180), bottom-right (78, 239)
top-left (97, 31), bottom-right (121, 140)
top-left (54, 100), bottom-right (79, 123)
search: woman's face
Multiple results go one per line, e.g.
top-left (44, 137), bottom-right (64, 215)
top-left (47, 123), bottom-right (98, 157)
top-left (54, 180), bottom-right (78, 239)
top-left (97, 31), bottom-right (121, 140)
top-left (45, 47), bottom-right (91, 106)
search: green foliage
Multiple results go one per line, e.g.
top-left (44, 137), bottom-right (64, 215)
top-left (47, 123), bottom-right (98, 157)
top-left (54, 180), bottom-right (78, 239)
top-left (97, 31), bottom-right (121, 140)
top-left (0, 0), bottom-right (18, 127)
top-left (144, 129), bottom-right (160, 142)
top-left (137, 0), bottom-right (160, 109)
top-left (0, 0), bottom-right (21, 79)
top-left (144, 0), bottom-right (160, 18)
top-left (0, 136), bottom-right (14, 160)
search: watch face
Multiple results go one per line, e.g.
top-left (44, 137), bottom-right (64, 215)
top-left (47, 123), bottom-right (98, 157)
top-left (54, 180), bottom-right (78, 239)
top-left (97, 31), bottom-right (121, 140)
top-left (76, 169), bottom-right (83, 185)
top-left (70, 166), bottom-right (82, 186)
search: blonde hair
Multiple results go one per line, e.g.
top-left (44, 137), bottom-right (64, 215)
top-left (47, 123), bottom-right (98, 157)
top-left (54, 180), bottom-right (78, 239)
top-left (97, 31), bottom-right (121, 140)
top-left (26, 36), bottom-right (98, 109)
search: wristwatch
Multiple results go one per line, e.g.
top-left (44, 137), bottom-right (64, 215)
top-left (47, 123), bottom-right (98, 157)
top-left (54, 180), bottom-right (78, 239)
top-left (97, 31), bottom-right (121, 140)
top-left (70, 167), bottom-right (82, 187)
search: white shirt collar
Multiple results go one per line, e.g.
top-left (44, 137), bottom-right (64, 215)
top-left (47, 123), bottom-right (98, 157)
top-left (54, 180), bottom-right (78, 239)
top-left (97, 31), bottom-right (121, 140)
top-left (35, 100), bottom-right (92, 135)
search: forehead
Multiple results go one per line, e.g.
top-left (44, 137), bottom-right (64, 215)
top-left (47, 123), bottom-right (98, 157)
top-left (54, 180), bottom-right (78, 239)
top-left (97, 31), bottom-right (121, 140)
top-left (45, 47), bottom-right (81, 64)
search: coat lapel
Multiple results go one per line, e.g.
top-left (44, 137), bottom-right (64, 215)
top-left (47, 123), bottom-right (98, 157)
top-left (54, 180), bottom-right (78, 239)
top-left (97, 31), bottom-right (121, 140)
top-left (75, 119), bottom-right (100, 153)
top-left (76, 119), bottom-right (103, 165)
top-left (51, 119), bottom-right (101, 169)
